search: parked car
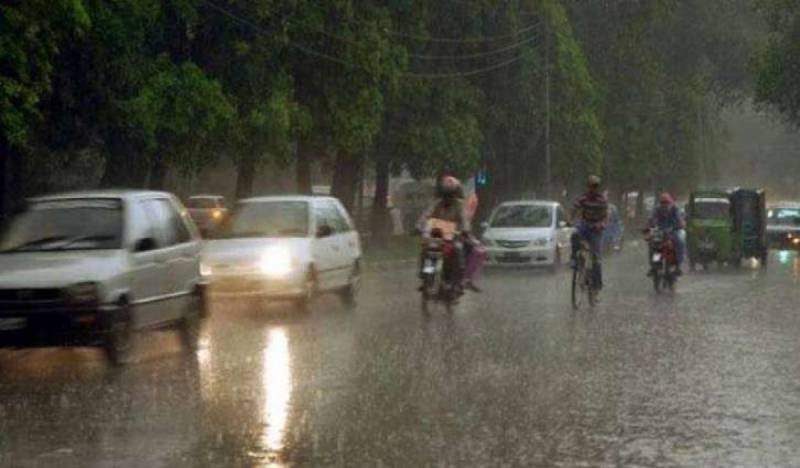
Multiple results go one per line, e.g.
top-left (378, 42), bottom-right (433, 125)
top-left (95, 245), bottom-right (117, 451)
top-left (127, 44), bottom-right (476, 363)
top-left (186, 195), bottom-right (228, 236)
top-left (767, 203), bottom-right (800, 249)
top-left (602, 203), bottom-right (625, 252)
top-left (481, 200), bottom-right (572, 270)
top-left (202, 196), bottom-right (362, 310)
top-left (0, 190), bottom-right (206, 366)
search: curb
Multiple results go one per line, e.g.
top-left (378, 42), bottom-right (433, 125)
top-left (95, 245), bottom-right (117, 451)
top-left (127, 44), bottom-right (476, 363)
top-left (364, 258), bottom-right (417, 273)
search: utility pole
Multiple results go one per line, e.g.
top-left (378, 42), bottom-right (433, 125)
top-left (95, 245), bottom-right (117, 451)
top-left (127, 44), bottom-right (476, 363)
top-left (544, 21), bottom-right (552, 199)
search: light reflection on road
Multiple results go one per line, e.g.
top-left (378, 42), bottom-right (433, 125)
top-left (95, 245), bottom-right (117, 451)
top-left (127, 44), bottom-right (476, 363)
top-left (258, 327), bottom-right (292, 466)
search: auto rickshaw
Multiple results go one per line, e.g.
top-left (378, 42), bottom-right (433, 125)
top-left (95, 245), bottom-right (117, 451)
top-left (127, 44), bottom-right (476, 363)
top-left (730, 188), bottom-right (768, 268)
top-left (686, 190), bottom-right (734, 270)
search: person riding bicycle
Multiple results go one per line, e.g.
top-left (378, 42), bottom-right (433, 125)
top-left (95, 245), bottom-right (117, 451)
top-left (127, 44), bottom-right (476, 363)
top-left (417, 176), bottom-right (478, 292)
top-left (646, 192), bottom-right (686, 275)
top-left (570, 175), bottom-right (609, 290)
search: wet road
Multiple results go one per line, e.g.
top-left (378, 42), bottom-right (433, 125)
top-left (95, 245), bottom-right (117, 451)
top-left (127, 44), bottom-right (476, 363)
top-left (3, 247), bottom-right (800, 467)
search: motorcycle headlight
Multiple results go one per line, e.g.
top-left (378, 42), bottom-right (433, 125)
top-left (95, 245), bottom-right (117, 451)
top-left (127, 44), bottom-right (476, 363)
top-left (259, 247), bottom-right (295, 278)
top-left (66, 282), bottom-right (100, 305)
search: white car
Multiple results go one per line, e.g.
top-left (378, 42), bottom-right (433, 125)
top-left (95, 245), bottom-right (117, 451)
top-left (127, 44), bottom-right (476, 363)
top-left (202, 196), bottom-right (362, 309)
top-left (0, 191), bottom-right (206, 365)
top-left (482, 200), bottom-right (573, 269)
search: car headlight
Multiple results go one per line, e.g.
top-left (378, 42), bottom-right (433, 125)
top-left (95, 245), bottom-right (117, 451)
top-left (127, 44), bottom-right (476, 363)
top-left (66, 282), bottom-right (100, 305)
top-left (259, 246), bottom-right (294, 277)
top-left (200, 262), bottom-right (212, 277)
top-left (532, 237), bottom-right (551, 247)
top-left (482, 237), bottom-right (495, 247)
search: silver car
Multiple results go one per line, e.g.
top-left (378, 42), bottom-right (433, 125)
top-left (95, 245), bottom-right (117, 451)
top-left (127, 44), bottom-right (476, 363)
top-left (0, 190), bottom-right (207, 365)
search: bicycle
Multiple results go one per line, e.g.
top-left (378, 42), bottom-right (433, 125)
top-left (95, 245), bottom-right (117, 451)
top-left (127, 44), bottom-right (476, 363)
top-left (571, 239), bottom-right (598, 309)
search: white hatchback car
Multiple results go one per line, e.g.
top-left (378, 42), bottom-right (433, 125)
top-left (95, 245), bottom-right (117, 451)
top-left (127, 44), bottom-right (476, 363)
top-left (482, 200), bottom-right (573, 269)
top-left (0, 191), bottom-right (206, 365)
top-left (202, 196), bottom-right (362, 309)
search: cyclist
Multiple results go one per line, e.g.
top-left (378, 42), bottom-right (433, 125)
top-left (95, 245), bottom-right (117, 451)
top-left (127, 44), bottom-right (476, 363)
top-left (570, 175), bottom-right (609, 290)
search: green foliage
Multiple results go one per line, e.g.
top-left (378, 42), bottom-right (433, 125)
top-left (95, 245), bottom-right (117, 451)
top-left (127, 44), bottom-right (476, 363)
top-left (123, 57), bottom-right (234, 173)
top-left (755, 0), bottom-right (800, 125)
top-left (0, 0), bottom-right (89, 147)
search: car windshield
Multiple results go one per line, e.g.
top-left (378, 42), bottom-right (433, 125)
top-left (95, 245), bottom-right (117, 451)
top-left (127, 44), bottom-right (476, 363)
top-left (768, 208), bottom-right (800, 226)
top-left (219, 201), bottom-right (309, 238)
top-left (491, 205), bottom-right (552, 228)
top-left (693, 199), bottom-right (730, 220)
top-left (187, 198), bottom-right (219, 209)
top-left (0, 199), bottom-right (123, 252)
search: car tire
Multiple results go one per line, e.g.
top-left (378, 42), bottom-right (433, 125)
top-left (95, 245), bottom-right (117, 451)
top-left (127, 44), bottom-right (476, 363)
top-left (179, 288), bottom-right (205, 353)
top-left (339, 261), bottom-right (361, 308)
top-left (104, 301), bottom-right (134, 367)
top-left (293, 267), bottom-right (317, 313)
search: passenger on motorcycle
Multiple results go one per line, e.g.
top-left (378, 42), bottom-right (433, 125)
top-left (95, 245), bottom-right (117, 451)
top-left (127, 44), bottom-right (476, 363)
top-left (571, 175), bottom-right (609, 290)
top-left (647, 192), bottom-right (686, 275)
top-left (417, 176), bottom-right (482, 293)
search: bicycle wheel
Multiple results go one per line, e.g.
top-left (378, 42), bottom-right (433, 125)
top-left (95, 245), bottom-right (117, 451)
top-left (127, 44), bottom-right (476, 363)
top-left (571, 259), bottom-right (586, 309)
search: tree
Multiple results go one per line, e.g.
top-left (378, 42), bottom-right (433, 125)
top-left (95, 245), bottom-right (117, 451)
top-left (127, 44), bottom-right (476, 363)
top-left (0, 0), bottom-right (89, 216)
top-left (755, 0), bottom-right (800, 125)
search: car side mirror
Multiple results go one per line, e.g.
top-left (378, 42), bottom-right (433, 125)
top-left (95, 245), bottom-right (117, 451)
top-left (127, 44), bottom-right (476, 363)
top-left (134, 237), bottom-right (157, 253)
top-left (316, 224), bottom-right (334, 238)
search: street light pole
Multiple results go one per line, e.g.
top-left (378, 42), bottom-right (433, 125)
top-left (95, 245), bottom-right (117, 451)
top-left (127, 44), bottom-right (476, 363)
top-left (544, 21), bottom-right (552, 199)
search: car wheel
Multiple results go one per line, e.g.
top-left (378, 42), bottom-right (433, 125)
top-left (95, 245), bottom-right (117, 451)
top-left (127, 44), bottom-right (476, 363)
top-left (339, 261), bottom-right (361, 308)
top-left (179, 289), bottom-right (205, 353)
top-left (104, 302), bottom-right (134, 367)
top-left (293, 268), bottom-right (317, 313)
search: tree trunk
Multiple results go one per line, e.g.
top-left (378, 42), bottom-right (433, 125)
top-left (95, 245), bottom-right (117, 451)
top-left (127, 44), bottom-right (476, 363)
top-left (148, 153), bottom-right (167, 190)
top-left (370, 155), bottom-right (391, 247)
top-left (296, 140), bottom-right (312, 195)
top-left (9, 147), bottom-right (23, 211)
top-left (235, 156), bottom-right (256, 199)
top-left (0, 137), bottom-right (8, 220)
top-left (100, 136), bottom-right (149, 188)
top-left (331, 151), bottom-right (360, 213)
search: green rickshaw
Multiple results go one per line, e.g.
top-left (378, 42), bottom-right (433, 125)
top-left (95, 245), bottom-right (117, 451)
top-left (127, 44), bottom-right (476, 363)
top-left (686, 190), bottom-right (734, 270)
top-left (729, 188), bottom-right (768, 268)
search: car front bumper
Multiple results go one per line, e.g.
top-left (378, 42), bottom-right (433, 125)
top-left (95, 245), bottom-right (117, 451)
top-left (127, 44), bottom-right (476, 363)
top-left (206, 273), bottom-right (307, 300)
top-left (485, 245), bottom-right (557, 266)
top-left (0, 303), bottom-right (123, 348)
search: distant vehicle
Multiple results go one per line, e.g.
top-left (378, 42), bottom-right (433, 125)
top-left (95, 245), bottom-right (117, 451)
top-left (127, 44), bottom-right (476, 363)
top-left (767, 203), bottom-right (800, 249)
top-left (186, 195), bottom-right (228, 236)
top-left (602, 203), bottom-right (625, 252)
top-left (0, 190), bottom-right (206, 366)
top-left (729, 188), bottom-right (768, 268)
top-left (202, 196), bottom-right (362, 310)
top-left (481, 200), bottom-right (572, 270)
top-left (686, 190), bottom-right (733, 270)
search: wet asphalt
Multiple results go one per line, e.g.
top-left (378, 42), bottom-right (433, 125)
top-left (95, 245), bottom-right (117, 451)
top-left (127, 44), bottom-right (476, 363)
top-left (3, 246), bottom-right (800, 467)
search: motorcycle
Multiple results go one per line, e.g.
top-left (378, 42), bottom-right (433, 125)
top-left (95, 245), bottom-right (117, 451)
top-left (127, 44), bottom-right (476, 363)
top-left (646, 227), bottom-right (679, 293)
top-left (420, 225), bottom-right (462, 314)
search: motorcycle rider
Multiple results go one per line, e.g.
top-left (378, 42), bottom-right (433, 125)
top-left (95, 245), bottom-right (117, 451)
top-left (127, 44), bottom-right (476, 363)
top-left (417, 176), bottom-right (481, 292)
top-left (571, 175), bottom-right (609, 290)
top-left (647, 192), bottom-right (686, 275)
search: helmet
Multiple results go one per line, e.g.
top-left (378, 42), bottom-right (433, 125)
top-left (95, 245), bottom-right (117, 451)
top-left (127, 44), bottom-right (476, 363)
top-left (587, 175), bottom-right (601, 187)
top-left (438, 175), bottom-right (461, 199)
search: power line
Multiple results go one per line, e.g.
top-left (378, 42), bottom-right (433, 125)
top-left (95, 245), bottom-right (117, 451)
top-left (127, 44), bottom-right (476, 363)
top-left (204, 0), bottom-right (534, 80)
top-left (405, 54), bottom-right (527, 79)
top-left (388, 21), bottom-right (542, 44)
top-left (409, 29), bottom-right (540, 60)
